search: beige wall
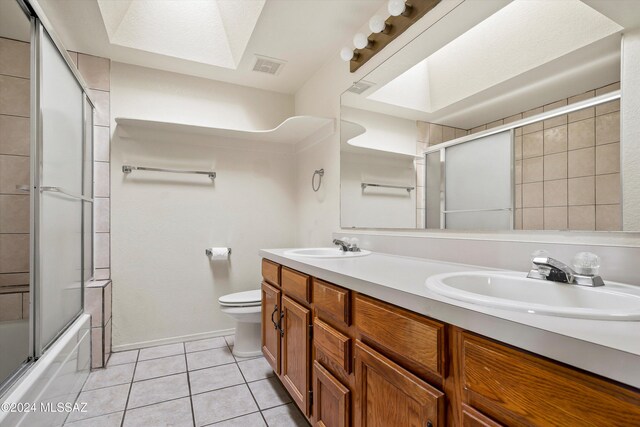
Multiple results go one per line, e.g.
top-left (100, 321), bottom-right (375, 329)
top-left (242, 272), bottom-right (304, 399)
top-left (110, 62), bottom-right (297, 349)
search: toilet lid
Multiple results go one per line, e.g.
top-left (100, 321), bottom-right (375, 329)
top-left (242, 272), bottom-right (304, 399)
top-left (219, 290), bottom-right (261, 306)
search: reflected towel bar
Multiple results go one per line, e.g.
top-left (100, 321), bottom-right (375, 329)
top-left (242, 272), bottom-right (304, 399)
top-left (122, 165), bottom-right (216, 180)
top-left (361, 183), bottom-right (415, 193)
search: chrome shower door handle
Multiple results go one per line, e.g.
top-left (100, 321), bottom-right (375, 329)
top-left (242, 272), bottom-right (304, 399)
top-left (40, 186), bottom-right (93, 202)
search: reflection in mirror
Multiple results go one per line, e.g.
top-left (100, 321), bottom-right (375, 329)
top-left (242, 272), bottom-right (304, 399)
top-left (0, 0), bottom-right (31, 388)
top-left (341, 0), bottom-right (632, 232)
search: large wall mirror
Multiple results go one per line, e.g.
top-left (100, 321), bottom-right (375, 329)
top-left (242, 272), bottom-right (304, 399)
top-left (340, 0), bottom-right (639, 232)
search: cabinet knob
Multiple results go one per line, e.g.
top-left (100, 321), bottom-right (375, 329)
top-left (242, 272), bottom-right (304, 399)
top-left (427, 421), bottom-right (433, 427)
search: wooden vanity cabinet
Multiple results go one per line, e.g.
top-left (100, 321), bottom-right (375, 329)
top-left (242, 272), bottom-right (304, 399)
top-left (261, 258), bottom-right (640, 427)
top-left (459, 331), bottom-right (640, 426)
top-left (261, 261), bottom-right (313, 419)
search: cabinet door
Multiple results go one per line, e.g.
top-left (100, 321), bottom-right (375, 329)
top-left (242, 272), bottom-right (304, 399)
top-left (354, 340), bottom-right (444, 427)
top-left (313, 361), bottom-right (350, 427)
top-left (282, 295), bottom-right (312, 416)
top-left (261, 281), bottom-right (281, 374)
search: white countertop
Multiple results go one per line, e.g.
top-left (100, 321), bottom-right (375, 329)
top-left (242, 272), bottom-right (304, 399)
top-left (260, 248), bottom-right (640, 389)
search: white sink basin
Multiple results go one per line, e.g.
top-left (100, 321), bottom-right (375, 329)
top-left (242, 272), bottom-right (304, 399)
top-left (426, 271), bottom-right (640, 320)
top-left (284, 248), bottom-right (371, 258)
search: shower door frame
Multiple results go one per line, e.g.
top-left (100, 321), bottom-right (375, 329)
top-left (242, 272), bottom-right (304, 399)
top-left (31, 15), bottom-right (96, 358)
top-left (0, 0), bottom-right (96, 397)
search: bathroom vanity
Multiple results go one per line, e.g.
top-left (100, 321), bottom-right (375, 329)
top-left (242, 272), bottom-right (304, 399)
top-left (260, 251), bottom-right (640, 427)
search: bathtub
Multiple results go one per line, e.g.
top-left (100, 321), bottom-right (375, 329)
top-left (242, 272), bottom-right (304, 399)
top-left (0, 314), bottom-right (91, 427)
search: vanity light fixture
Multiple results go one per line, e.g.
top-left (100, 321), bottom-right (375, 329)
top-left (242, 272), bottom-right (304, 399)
top-left (345, 0), bottom-right (441, 72)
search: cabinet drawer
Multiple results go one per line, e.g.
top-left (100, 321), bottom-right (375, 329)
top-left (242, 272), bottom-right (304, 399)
top-left (282, 267), bottom-right (311, 304)
top-left (461, 332), bottom-right (640, 426)
top-left (313, 278), bottom-right (350, 327)
top-left (314, 318), bottom-right (351, 374)
top-left (262, 259), bottom-right (280, 287)
top-left (354, 294), bottom-right (445, 379)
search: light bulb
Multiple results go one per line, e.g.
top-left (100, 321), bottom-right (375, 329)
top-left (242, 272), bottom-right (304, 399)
top-left (353, 33), bottom-right (370, 49)
top-left (369, 15), bottom-right (387, 33)
top-left (340, 47), bottom-right (355, 62)
top-left (388, 0), bottom-right (407, 16)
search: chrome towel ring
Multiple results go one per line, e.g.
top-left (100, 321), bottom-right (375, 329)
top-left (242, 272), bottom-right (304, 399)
top-left (312, 169), bottom-right (324, 192)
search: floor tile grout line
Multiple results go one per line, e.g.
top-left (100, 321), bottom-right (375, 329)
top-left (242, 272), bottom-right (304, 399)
top-left (85, 358), bottom-right (247, 393)
top-left (120, 348), bottom-right (140, 427)
top-left (232, 342), bottom-right (270, 427)
top-left (64, 408), bottom-right (124, 425)
top-left (184, 342), bottom-right (197, 427)
top-left (200, 410), bottom-right (262, 427)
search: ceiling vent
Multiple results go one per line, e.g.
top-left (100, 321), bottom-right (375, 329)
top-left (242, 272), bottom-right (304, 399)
top-left (252, 55), bottom-right (286, 76)
top-left (347, 80), bottom-right (375, 94)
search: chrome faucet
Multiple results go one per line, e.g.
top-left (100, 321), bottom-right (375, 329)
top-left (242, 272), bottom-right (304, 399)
top-left (333, 238), bottom-right (361, 252)
top-left (527, 256), bottom-right (604, 287)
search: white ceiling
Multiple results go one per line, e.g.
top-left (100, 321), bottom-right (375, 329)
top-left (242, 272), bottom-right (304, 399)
top-left (34, 0), bottom-right (386, 94)
top-left (96, 0), bottom-right (265, 69)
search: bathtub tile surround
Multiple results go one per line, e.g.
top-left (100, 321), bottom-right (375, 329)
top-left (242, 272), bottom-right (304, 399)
top-left (69, 50), bottom-right (112, 280)
top-left (67, 50), bottom-right (113, 368)
top-left (0, 36), bottom-right (30, 322)
top-left (414, 82), bottom-right (621, 231)
top-left (64, 336), bottom-right (308, 426)
top-left (85, 280), bottom-right (113, 368)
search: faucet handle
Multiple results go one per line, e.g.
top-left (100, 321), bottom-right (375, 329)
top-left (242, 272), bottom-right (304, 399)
top-left (572, 252), bottom-right (600, 276)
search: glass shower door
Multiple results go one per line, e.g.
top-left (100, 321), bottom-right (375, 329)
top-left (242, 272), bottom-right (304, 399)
top-left (35, 26), bottom-right (87, 351)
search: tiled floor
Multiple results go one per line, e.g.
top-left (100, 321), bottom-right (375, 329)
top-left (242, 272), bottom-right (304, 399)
top-left (63, 335), bottom-right (309, 427)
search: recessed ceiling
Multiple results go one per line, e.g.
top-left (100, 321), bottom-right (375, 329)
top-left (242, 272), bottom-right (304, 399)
top-left (33, 0), bottom-right (386, 94)
top-left (366, 0), bottom-right (623, 114)
top-left (97, 0), bottom-right (265, 69)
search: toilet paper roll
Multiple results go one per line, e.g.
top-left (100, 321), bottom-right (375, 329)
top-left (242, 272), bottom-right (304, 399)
top-left (205, 247), bottom-right (231, 259)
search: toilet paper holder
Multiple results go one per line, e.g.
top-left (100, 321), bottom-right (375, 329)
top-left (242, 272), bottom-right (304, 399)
top-left (205, 248), bottom-right (232, 257)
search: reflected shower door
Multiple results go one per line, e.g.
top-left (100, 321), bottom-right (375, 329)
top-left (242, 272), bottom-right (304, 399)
top-left (36, 26), bottom-right (85, 351)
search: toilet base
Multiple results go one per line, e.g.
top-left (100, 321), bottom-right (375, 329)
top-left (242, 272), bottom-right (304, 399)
top-left (232, 321), bottom-right (262, 358)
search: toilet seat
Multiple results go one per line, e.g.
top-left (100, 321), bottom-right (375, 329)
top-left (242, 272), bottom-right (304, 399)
top-left (218, 290), bottom-right (261, 307)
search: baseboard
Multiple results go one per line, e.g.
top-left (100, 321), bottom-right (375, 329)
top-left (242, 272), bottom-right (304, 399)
top-left (112, 328), bottom-right (235, 352)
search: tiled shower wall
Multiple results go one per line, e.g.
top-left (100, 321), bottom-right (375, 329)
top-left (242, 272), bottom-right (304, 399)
top-left (0, 37), bottom-right (30, 320)
top-left (416, 82), bottom-right (620, 231)
top-left (67, 50), bottom-right (112, 367)
top-left (67, 51), bottom-right (111, 279)
top-left (468, 82), bottom-right (620, 231)
top-left (0, 37), bottom-right (112, 365)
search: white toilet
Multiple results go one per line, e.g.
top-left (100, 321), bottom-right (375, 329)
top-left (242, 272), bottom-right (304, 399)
top-left (218, 290), bottom-right (262, 357)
